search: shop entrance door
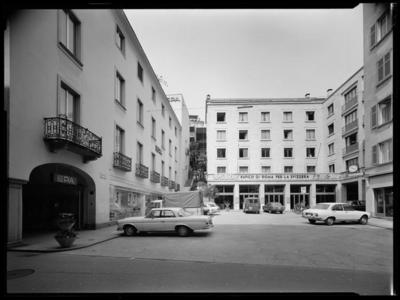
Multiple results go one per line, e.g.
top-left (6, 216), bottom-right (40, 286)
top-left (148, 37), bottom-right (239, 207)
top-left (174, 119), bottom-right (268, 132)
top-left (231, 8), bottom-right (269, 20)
top-left (290, 194), bottom-right (310, 209)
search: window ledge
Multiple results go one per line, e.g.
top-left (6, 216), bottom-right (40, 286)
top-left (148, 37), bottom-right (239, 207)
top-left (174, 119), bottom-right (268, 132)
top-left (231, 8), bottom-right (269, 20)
top-left (216, 140), bottom-right (227, 142)
top-left (376, 75), bottom-right (392, 89)
top-left (115, 99), bottom-right (127, 111)
top-left (305, 120), bottom-right (315, 123)
top-left (239, 140), bottom-right (249, 142)
top-left (238, 121), bottom-right (248, 124)
top-left (328, 153), bottom-right (335, 157)
top-left (260, 121), bottom-right (271, 123)
top-left (373, 119), bottom-right (393, 130)
top-left (283, 121), bottom-right (293, 123)
top-left (372, 161), bottom-right (393, 167)
top-left (306, 157), bottom-right (317, 159)
top-left (216, 121), bottom-right (226, 124)
top-left (137, 121), bottom-right (144, 129)
top-left (283, 157), bottom-right (294, 159)
top-left (369, 29), bottom-right (393, 52)
top-left (238, 157), bottom-right (249, 160)
top-left (58, 42), bottom-right (83, 69)
top-left (328, 133), bottom-right (335, 138)
top-left (283, 139), bottom-right (294, 141)
top-left (261, 139), bottom-right (272, 141)
top-left (327, 113), bottom-right (334, 118)
top-left (306, 139), bottom-right (316, 141)
top-left (261, 157), bottom-right (271, 159)
top-left (151, 136), bottom-right (157, 141)
top-left (217, 158), bottom-right (227, 160)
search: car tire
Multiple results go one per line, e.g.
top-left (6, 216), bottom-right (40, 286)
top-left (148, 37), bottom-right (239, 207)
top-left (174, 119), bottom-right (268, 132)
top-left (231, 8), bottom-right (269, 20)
top-left (359, 215), bottom-right (368, 225)
top-left (177, 226), bottom-right (191, 237)
top-left (308, 219), bottom-right (316, 224)
top-left (123, 225), bottom-right (137, 236)
top-left (325, 217), bottom-right (334, 226)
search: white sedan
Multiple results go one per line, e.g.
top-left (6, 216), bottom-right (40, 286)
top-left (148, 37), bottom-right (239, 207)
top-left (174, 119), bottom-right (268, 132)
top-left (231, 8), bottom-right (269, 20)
top-left (117, 207), bottom-right (214, 237)
top-left (302, 202), bottom-right (371, 226)
top-left (203, 202), bottom-right (220, 215)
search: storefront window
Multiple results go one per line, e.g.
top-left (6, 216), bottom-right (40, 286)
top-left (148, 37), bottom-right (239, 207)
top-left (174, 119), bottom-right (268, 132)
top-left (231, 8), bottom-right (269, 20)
top-left (110, 188), bottom-right (143, 221)
top-left (375, 187), bottom-right (393, 217)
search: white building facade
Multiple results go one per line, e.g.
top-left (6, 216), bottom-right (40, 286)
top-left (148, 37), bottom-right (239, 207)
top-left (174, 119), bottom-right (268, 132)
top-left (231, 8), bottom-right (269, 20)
top-left (5, 9), bottom-right (188, 244)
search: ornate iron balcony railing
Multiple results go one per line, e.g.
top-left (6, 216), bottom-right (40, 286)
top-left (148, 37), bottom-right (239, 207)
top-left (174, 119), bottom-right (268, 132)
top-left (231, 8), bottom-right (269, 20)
top-left (135, 163), bottom-right (149, 178)
top-left (342, 97), bottom-right (358, 113)
top-left (43, 117), bottom-right (102, 162)
top-left (343, 142), bottom-right (359, 156)
top-left (342, 119), bottom-right (358, 135)
top-left (150, 170), bottom-right (161, 183)
top-left (113, 152), bottom-right (132, 171)
top-left (161, 176), bottom-right (169, 186)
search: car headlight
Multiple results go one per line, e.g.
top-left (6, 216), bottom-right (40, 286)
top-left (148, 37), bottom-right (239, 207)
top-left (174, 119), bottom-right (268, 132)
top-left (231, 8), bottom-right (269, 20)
top-left (314, 213), bottom-right (318, 217)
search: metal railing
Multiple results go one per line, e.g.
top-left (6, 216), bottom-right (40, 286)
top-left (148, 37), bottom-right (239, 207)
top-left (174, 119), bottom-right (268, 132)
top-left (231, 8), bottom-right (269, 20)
top-left (343, 142), bottom-right (359, 155)
top-left (44, 116), bottom-right (102, 156)
top-left (113, 152), bottom-right (132, 171)
top-left (342, 119), bottom-right (358, 134)
top-left (135, 163), bottom-right (149, 178)
top-left (342, 97), bottom-right (358, 113)
top-left (150, 170), bottom-right (161, 183)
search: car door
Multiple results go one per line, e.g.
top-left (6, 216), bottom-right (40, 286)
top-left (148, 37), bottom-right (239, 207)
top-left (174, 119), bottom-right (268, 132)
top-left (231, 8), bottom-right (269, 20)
top-left (142, 209), bottom-right (162, 231)
top-left (160, 209), bottom-right (178, 231)
top-left (343, 204), bottom-right (360, 221)
top-left (331, 204), bottom-right (345, 221)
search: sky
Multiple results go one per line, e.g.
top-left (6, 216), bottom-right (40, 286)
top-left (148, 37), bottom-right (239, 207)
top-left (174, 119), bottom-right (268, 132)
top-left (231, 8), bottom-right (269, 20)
top-left (124, 6), bottom-right (364, 120)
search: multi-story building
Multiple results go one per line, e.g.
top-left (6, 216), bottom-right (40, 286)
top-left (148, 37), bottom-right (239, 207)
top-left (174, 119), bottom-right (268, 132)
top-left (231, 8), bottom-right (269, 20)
top-left (5, 9), bottom-right (188, 244)
top-left (206, 68), bottom-right (366, 211)
top-left (362, 3), bottom-right (393, 218)
top-left (189, 114), bottom-right (207, 181)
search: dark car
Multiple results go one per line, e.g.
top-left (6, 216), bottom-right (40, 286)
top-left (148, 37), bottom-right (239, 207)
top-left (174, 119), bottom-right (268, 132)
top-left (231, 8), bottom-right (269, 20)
top-left (263, 202), bottom-right (285, 214)
top-left (350, 200), bottom-right (366, 211)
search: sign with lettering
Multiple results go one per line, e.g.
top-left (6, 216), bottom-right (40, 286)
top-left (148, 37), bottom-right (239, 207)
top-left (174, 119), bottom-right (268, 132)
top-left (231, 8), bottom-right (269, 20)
top-left (207, 173), bottom-right (347, 182)
top-left (53, 174), bottom-right (77, 185)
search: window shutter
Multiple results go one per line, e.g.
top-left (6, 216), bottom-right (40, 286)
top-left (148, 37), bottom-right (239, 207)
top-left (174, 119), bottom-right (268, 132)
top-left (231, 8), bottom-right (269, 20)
top-left (371, 105), bottom-right (377, 128)
top-left (372, 145), bottom-right (377, 165)
top-left (370, 24), bottom-right (376, 47)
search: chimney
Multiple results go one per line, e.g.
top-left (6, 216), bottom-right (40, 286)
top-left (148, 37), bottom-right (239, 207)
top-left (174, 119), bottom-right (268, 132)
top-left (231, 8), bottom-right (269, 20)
top-left (327, 89), bottom-right (333, 98)
top-left (305, 93), bottom-right (310, 99)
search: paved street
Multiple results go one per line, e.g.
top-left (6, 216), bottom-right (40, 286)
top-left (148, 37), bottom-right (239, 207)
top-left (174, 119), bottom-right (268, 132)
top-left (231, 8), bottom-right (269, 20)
top-left (7, 211), bottom-right (394, 294)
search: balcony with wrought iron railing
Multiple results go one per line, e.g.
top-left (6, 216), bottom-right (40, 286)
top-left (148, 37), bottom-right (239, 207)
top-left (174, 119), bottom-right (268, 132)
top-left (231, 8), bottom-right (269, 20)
top-left (342, 97), bottom-right (358, 114)
top-left (135, 163), bottom-right (149, 178)
top-left (150, 170), bottom-right (161, 183)
top-left (342, 119), bottom-right (358, 135)
top-left (343, 142), bottom-right (359, 156)
top-left (161, 176), bottom-right (169, 186)
top-left (43, 116), bottom-right (102, 162)
top-left (113, 152), bottom-right (132, 171)
top-left (169, 180), bottom-right (176, 190)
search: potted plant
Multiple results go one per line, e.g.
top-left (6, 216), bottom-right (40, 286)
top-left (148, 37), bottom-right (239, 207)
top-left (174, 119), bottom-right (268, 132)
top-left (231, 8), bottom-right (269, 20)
top-left (54, 213), bottom-right (77, 248)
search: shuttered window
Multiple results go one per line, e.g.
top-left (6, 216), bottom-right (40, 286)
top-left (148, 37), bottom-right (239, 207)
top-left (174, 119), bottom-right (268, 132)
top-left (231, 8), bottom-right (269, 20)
top-left (371, 105), bottom-right (377, 128)
top-left (370, 24), bottom-right (376, 47)
top-left (372, 145), bottom-right (377, 165)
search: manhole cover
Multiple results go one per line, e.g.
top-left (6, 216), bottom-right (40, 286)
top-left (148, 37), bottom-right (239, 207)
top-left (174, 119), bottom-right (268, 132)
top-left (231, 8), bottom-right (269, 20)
top-left (7, 269), bottom-right (35, 280)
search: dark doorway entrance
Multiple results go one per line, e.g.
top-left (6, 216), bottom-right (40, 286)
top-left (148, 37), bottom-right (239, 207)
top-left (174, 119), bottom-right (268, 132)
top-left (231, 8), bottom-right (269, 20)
top-left (23, 164), bottom-right (95, 234)
top-left (344, 182), bottom-right (359, 202)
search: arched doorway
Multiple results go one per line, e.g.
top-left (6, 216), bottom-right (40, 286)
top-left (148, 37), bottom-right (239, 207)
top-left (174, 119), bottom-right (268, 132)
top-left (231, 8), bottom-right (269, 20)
top-left (22, 163), bottom-right (96, 233)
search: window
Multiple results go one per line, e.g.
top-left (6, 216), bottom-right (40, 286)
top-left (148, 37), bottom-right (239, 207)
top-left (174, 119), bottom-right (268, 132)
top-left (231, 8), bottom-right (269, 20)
top-left (175, 146), bottom-right (177, 161)
top-left (217, 166), bottom-right (226, 174)
top-left (169, 116), bottom-right (172, 128)
top-left (137, 62), bottom-right (143, 83)
top-left (162, 104), bottom-right (165, 117)
top-left (378, 51), bottom-right (391, 83)
top-left (328, 123), bottom-right (334, 135)
top-left (307, 166), bottom-right (316, 173)
top-left (116, 25), bottom-right (125, 54)
top-left (161, 160), bottom-right (165, 176)
top-left (169, 139), bottom-right (172, 156)
top-left (217, 130), bottom-right (226, 141)
top-left (161, 130), bottom-right (165, 149)
top-left (162, 210), bottom-right (175, 218)
top-left (306, 129), bottom-right (315, 141)
top-left (239, 130), bottom-right (248, 140)
top-left (261, 148), bottom-right (270, 158)
top-left (239, 148), bottom-right (248, 158)
top-left (58, 10), bottom-right (81, 61)
top-left (152, 87), bottom-right (156, 102)
top-left (261, 130), bottom-right (270, 140)
top-left (372, 96), bottom-right (392, 128)
top-left (306, 148), bottom-right (315, 158)
top-left (261, 166), bottom-right (271, 173)
top-left (190, 126), bottom-right (195, 133)
top-left (327, 104), bottom-right (334, 116)
top-left (115, 72), bottom-right (125, 106)
top-left (175, 126), bottom-right (177, 137)
top-left (283, 129), bottom-right (293, 140)
top-left (284, 166), bottom-right (293, 173)
top-left (217, 112), bottom-right (226, 122)
top-left (137, 98), bottom-right (143, 125)
top-left (284, 148), bottom-right (293, 158)
top-left (115, 126), bottom-right (124, 153)
top-left (329, 164), bottom-right (335, 173)
top-left (371, 11), bottom-right (390, 47)
top-left (283, 112), bottom-right (292, 122)
top-left (372, 139), bottom-right (392, 165)
top-left (328, 143), bottom-right (334, 155)
top-left (169, 166), bottom-right (172, 179)
top-left (344, 110), bottom-right (357, 125)
top-left (217, 148), bottom-right (226, 158)
top-left (261, 112), bottom-right (270, 122)
top-left (306, 111), bottom-right (315, 121)
top-left (137, 142), bottom-right (143, 164)
top-left (239, 112), bottom-right (248, 122)
top-left (151, 117), bottom-right (156, 139)
top-left (345, 157), bottom-right (358, 170)
top-left (345, 133), bottom-right (357, 149)
top-left (151, 153), bottom-right (156, 171)
top-left (58, 81), bottom-right (79, 122)
top-left (344, 87), bottom-right (357, 104)
top-left (239, 166), bottom-right (248, 173)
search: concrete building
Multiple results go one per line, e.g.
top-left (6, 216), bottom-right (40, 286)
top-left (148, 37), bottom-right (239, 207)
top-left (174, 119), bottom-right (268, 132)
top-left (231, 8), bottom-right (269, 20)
top-left (362, 3), bottom-right (393, 218)
top-left (206, 68), bottom-right (366, 211)
top-left (5, 9), bottom-right (188, 244)
top-left (189, 114), bottom-right (207, 181)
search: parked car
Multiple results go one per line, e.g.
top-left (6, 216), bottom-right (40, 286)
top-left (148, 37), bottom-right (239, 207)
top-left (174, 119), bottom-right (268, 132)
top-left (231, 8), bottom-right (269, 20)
top-left (302, 202), bottom-right (371, 226)
top-left (202, 202), bottom-right (220, 215)
top-left (349, 200), bottom-right (366, 211)
top-left (117, 207), bottom-right (214, 237)
top-left (263, 202), bottom-right (285, 214)
top-left (243, 198), bottom-right (260, 214)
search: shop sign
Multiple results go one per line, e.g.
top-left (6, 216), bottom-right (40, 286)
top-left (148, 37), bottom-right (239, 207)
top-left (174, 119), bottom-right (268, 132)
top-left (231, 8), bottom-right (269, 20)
top-left (208, 173), bottom-right (343, 181)
top-left (348, 165), bottom-right (358, 173)
top-left (301, 186), bottom-right (307, 194)
top-left (53, 174), bottom-right (77, 185)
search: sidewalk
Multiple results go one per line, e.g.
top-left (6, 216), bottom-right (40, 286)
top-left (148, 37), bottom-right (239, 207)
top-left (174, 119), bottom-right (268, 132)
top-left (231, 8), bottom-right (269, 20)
top-left (7, 213), bottom-right (392, 253)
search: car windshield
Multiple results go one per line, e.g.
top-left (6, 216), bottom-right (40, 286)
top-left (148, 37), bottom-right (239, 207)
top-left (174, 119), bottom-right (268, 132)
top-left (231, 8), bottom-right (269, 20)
top-left (312, 203), bottom-right (330, 210)
top-left (177, 209), bottom-right (193, 217)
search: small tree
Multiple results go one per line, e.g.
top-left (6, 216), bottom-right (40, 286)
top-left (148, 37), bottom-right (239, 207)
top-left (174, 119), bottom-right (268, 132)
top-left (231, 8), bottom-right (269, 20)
top-left (202, 184), bottom-right (219, 202)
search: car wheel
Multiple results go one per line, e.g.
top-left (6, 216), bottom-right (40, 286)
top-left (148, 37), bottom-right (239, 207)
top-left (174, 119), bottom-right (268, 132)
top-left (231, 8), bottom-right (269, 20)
top-left (123, 225), bottom-right (137, 236)
top-left (325, 217), bottom-right (334, 226)
top-left (359, 215), bottom-right (368, 225)
top-left (177, 226), bottom-right (190, 237)
top-left (308, 219), bottom-right (316, 224)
